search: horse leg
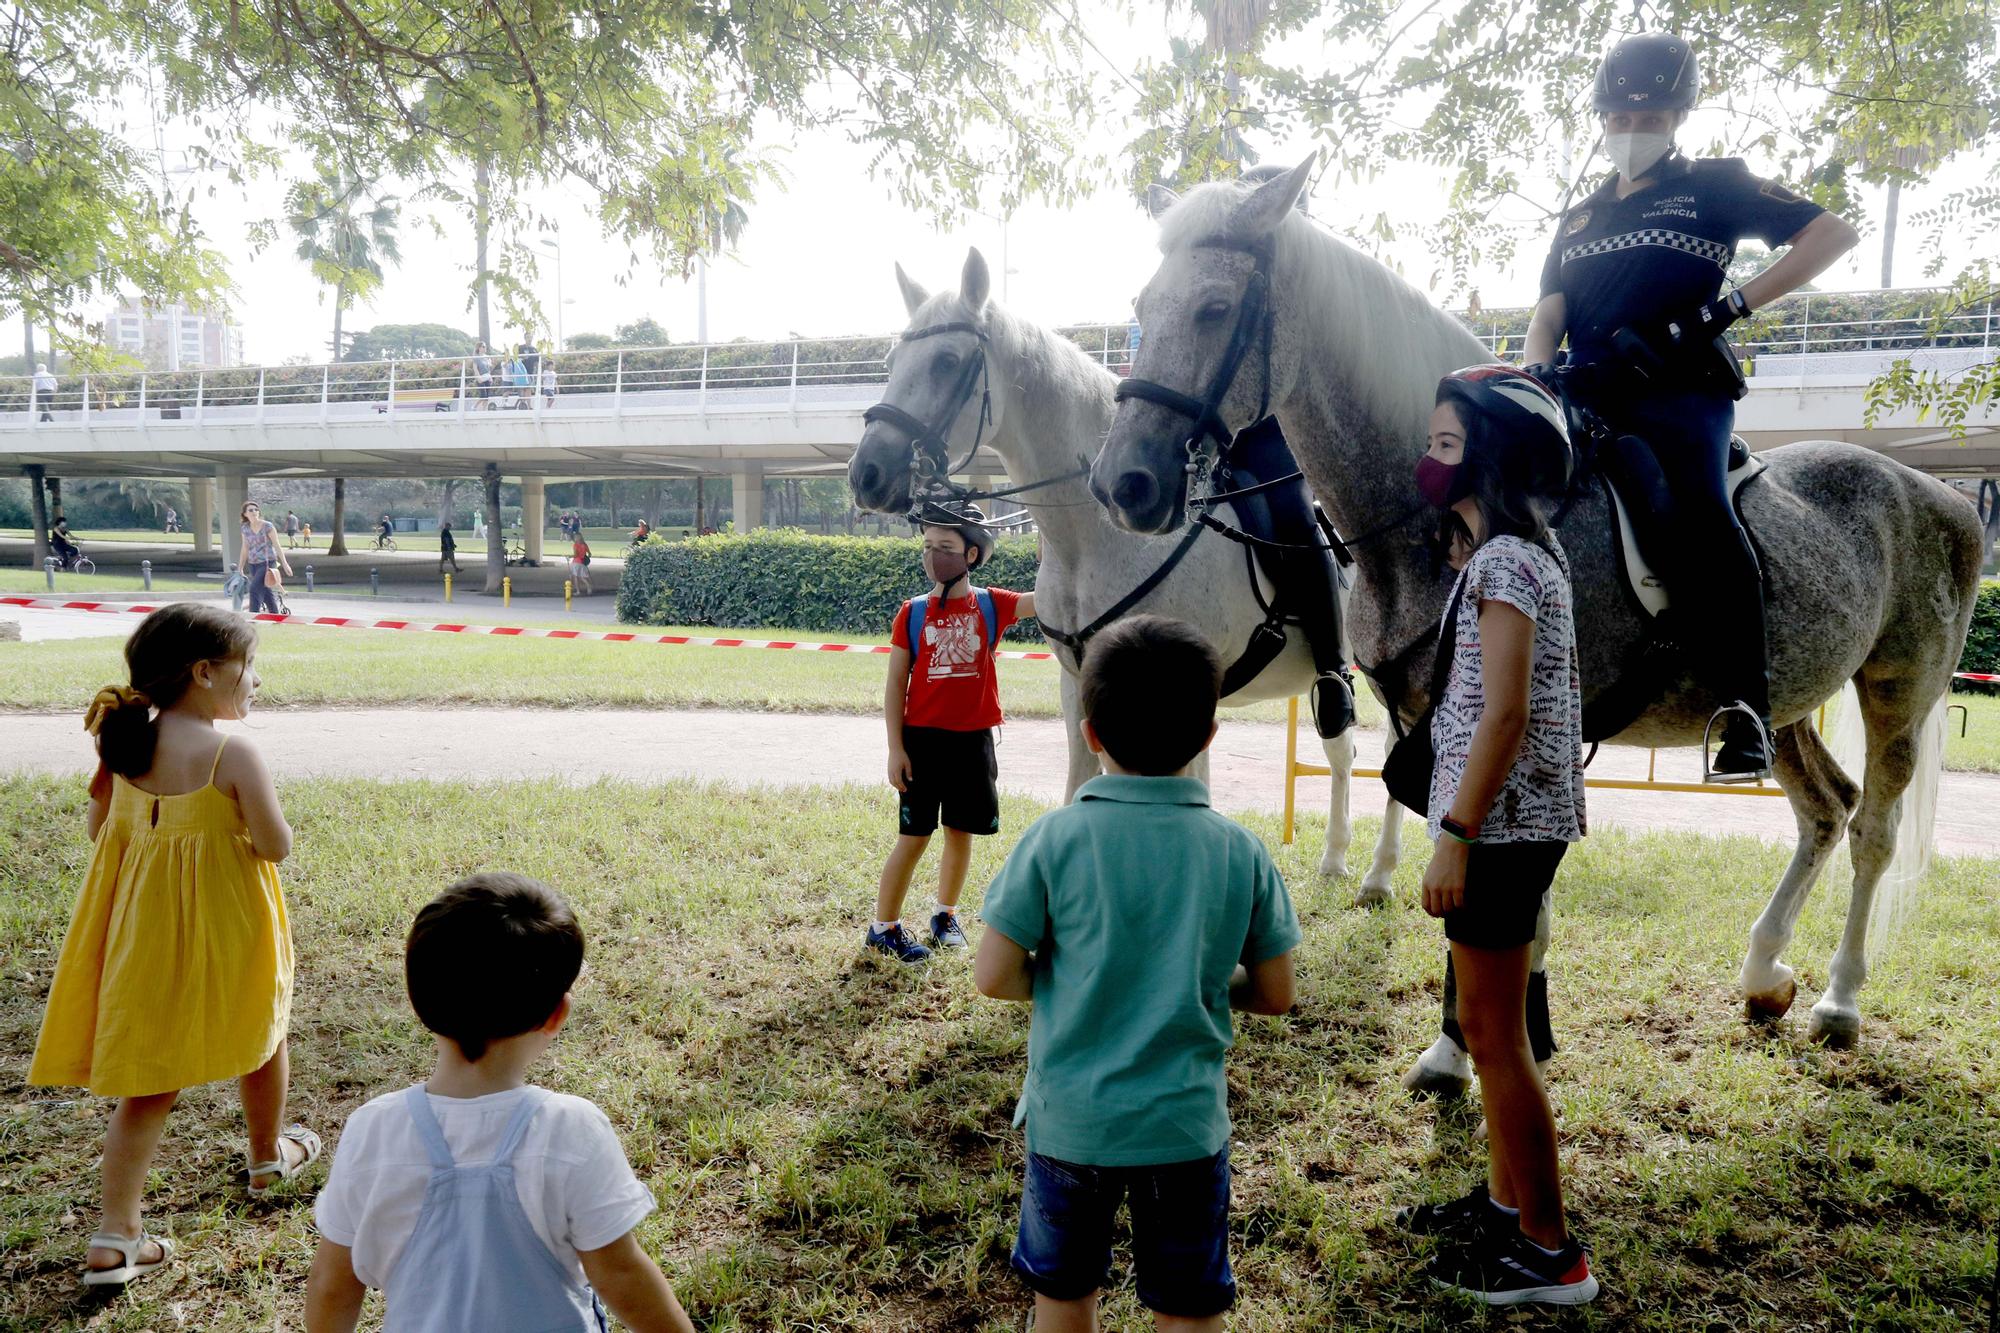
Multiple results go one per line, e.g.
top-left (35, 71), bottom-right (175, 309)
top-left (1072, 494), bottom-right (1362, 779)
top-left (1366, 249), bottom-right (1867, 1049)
top-left (1740, 720), bottom-right (1859, 1022)
top-left (1808, 676), bottom-right (1929, 1047)
top-left (1059, 670), bottom-right (1100, 804)
top-left (1316, 728), bottom-right (1355, 879)
top-left (1354, 797), bottom-right (1402, 908)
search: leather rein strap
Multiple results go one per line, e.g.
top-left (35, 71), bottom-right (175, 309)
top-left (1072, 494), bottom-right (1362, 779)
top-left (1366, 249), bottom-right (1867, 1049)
top-left (862, 321), bottom-right (994, 488)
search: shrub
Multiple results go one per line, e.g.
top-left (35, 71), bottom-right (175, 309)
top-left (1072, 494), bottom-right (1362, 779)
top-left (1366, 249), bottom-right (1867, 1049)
top-left (617, 528), bottom-right (1044, 642)
top-left (1955, 581), bottom-right (2000, 695)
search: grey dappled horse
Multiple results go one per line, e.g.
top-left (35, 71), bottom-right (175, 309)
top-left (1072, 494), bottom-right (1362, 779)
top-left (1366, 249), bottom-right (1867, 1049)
top-left (1092, 161), bottom-right (1984, 1050)
top-left (849, 247), bottom-right (1403, 891)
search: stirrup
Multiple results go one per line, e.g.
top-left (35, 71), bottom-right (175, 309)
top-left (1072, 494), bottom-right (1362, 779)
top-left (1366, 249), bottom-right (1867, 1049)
top-left (1702, 703), bottom-right (1773, 785)
top-left (1311, 669), bottom-right (1356, 740)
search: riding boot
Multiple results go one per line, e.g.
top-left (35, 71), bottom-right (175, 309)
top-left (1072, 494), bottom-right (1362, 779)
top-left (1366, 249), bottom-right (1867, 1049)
top-left (1704, 537), bottom-right (1775, 780)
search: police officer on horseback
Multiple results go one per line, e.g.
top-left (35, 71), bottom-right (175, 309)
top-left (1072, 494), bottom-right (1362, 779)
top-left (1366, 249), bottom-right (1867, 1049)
top-left (1522, 33), bottom-right (1858, 780)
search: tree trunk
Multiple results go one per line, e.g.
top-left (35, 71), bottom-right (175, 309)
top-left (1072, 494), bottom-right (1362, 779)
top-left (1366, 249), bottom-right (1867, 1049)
top-left (329, 477), bottom-right (350, 555)
top-left (21, 310), bottom-right (33, 369)
top-left (474, 155), bottom-right (493, 346)
top-left (647, 480), bottom-right (662, 528)
top-left (607, 480), bottom-right (618, 531)
top-left (694, 477), bottom-right (705, 532)
top-left (1880, 178), bottom-right (1901, 289)
top-left (437, 478), bottom-right (458, 530)
top-left (482, 463), bottom-right (505, 593)
top-left (332, 280), bottom-right (347, 362)
top-left (46, 475), bottom-right (63, 521)
top-left (26, 464), bottom-right (49, 566)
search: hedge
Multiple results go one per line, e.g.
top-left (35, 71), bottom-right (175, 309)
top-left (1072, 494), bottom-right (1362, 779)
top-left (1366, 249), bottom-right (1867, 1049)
top-left (1956, 581), bottom-right (2000, 695)
top-left (616, 529), bottom-right (1045, 642)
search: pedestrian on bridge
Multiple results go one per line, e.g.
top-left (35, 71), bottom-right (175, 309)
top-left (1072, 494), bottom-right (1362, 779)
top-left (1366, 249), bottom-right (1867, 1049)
top-left (33, 363), bottom-right (56, 422)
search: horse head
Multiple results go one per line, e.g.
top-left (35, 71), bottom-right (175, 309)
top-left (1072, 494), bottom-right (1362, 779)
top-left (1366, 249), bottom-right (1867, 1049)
top-left (1091, 157), bottom-right (1315, 534)
top-left (849, 248), bottom-right (1009, 514)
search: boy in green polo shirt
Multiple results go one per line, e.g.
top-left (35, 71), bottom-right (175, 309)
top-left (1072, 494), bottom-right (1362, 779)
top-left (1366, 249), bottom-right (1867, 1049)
top-left (973, 614), bottom-right (1300, 1331)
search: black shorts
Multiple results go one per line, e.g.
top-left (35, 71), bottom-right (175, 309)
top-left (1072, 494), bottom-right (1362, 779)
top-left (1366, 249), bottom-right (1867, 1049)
top-left (898, 725), bottom-right (1000, 837)
top-left (1443, 840), bottom-right (1568, 950)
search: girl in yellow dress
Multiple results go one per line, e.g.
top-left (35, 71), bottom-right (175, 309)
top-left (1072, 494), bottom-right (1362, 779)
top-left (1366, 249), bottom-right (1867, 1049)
top-left (29, 602), bottom-right (320, 1287)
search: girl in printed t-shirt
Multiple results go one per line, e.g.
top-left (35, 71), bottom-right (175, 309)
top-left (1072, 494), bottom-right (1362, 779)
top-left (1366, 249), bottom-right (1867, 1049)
top-left (1396, 366), bottom-right (1596, 1307)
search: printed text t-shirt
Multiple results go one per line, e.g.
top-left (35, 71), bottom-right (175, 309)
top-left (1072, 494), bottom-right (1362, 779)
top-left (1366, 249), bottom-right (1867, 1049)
top-left (892, 586), bottom-right (1022, 731)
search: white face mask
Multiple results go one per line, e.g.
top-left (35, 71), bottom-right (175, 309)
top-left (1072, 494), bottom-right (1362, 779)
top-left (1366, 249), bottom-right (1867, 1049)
top-left (1605, 131), bottom-right (1672, 181)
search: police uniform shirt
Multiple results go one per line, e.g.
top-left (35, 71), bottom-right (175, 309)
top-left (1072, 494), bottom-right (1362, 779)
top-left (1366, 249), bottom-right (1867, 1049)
top-left (1539, 152), bottom-right (1824, 361)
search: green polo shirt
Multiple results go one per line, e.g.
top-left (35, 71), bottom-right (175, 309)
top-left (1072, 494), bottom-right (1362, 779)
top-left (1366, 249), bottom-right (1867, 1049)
top-left (980, 774), bottom-right (1301, 1166)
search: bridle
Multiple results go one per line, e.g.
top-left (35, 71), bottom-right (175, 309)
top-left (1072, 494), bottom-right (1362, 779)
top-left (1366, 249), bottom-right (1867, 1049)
top-left (862, 318), bottom-right (1090, 513)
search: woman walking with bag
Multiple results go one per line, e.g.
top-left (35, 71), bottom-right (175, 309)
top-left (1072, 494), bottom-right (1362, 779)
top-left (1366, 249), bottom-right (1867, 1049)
top-left (239, 502), bottom-right (292, 616)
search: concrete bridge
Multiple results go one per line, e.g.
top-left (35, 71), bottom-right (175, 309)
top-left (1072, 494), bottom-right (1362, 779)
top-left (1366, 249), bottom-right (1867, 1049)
top-left (4, 316), bottom-right (1994, 570)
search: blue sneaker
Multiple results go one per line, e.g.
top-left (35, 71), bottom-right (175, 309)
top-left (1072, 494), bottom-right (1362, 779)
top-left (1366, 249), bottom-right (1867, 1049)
top-left (865, 922), bottom-right (931, 964)
top-left (927, 909), bottom-right (969, 949)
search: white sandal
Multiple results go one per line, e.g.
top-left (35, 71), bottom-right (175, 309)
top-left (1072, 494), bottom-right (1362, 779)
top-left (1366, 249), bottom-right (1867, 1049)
top-left (81, 1230), bottom-right (176, 1287)
top-left (246, 1123), bottom-right (323, 1196)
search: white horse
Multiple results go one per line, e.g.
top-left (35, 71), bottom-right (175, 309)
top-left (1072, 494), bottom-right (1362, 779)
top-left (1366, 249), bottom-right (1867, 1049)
top-left (849, 247), bottom-right (1402, 889)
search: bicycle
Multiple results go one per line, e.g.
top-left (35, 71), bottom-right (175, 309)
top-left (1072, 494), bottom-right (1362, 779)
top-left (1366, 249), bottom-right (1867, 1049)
top-left (372, 533), bottom-right (398, 552)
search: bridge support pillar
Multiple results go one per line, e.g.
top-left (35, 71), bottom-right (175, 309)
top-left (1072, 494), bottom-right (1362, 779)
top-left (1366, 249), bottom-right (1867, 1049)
top-left (217, 473), bottom-right (248, 571)
top-left (521, 476), bottom-right (546, 565)
top-left (188, 477), bottom-right (214, 556)
top-left (731, 461), bottom-right (764, 532)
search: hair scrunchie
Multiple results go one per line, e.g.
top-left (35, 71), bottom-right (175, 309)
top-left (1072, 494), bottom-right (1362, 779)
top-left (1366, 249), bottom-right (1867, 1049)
top-left (84, 685), bottom-right (150, 736)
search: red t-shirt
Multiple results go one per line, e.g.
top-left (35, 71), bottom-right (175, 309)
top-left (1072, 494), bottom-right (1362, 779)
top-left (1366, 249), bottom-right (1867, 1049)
top-left (892, 586), bottom-right (1022, 731)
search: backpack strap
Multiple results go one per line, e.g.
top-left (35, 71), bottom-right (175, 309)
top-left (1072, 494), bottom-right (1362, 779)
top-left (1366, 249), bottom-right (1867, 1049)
top-left (905, 597), bottom-right (927, 675)
top-left (904, 589), bottom-right (1001, 677)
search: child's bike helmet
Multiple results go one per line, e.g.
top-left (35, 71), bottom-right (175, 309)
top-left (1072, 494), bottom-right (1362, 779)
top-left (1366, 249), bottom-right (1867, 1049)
top-left (911, 498), bottom-right (996, 569)
top-left (1434, 364), bottom-right (1574, 499)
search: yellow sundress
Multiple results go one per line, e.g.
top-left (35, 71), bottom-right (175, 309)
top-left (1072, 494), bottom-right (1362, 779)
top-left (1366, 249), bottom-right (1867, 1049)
top-left (29, 736), bottom-right (293, 1098)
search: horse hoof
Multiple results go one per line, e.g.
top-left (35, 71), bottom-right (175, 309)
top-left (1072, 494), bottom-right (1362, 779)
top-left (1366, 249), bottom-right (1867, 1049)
top-left (1807, 1003), bottom-right (1861, 1049)
top-left (1317, 855), bottom-right (1351, 881)
top-left (1742, 963), bottom-right (1797, 1023)
top-left (1351, 881), bottom-right (1392, 909)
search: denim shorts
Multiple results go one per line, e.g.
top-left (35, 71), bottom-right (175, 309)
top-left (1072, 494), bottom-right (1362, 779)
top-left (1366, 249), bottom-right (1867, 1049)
top-left (1010, 1146), bottom-right (1235, 1317)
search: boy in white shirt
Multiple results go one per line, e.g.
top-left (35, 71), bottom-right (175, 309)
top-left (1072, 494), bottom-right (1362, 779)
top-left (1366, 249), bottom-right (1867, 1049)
top-left (305, 873), bottom-right (694, 1332)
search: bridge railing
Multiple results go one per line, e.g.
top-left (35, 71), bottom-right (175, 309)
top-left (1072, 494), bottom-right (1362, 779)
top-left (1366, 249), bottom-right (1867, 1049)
top-left (1, 294), bottom-right (1986, 429)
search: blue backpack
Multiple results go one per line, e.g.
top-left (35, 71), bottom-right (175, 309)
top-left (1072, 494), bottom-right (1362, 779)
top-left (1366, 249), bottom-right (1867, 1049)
top-left (906, 588), bottom-right (998, 672)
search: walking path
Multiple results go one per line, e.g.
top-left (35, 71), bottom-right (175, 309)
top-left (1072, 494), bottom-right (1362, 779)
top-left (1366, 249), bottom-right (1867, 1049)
top-left (4, 705), bottom-right (1996, 858)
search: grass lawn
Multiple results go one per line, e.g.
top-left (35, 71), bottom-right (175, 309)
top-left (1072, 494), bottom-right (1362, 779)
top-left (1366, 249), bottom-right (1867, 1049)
top-left (0, 568), bottom-right (218, 595)
top-left (1, 777), bottom-right (1994, 1330)
top-left (0, 621), bottom-right (1341, 727)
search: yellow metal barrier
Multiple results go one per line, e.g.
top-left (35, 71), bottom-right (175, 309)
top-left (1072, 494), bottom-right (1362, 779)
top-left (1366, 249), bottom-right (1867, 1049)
top-left (443, 572), bottom-right (453, 603)
top-left (1280, 696), bottom-right (1809, 846)
top-left (564, 579), bottom-right (573, 611)
top-left (502, 576), bottom-right (511, 607)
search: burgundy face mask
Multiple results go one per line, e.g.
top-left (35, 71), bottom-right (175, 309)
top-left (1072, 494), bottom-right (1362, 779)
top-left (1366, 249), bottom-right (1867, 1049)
top-left (923, 547), bottom-right (970, 588)
top-left (1415, 455), bottom-right (1463, 509)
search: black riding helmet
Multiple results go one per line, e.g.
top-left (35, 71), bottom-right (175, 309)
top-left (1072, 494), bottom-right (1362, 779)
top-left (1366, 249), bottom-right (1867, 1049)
top-left (1434, 365), bottom-right (1574, 500)
top-left (1593, 32), bottom-right (1700, 113)
top-left (911, 498), bottom-right (996, 569)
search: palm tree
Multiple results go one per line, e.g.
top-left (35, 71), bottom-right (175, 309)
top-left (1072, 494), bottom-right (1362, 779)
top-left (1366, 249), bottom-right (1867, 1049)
top-left (1193, 0), bottom-right (1272, 169)
top-left (285, 163), bottom-right (403, 362)
top-left (695, 150), bottom-right (752, 343)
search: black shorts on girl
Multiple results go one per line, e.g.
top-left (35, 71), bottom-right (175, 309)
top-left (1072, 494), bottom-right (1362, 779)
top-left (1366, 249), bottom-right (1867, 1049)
top-left (1444, 840), bottom-right (1568, 950)
top-left (896, 725), bottom-right (1000, 837)
top-left (1011, 1148), bottom-right (1235, 1318)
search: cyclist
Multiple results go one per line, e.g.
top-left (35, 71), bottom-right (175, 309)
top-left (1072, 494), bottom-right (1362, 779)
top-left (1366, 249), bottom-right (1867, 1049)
top-left (376, 514), bottom-right (395, 549)
top-left (1521, 32), bottom-right (1858, 780)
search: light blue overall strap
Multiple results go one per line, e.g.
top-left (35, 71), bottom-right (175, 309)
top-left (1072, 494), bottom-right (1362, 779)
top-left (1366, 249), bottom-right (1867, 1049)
top-left (489, 1086), bottom-right (551, 1166)
top-left (403, 1085), bottom-right (458, 1172)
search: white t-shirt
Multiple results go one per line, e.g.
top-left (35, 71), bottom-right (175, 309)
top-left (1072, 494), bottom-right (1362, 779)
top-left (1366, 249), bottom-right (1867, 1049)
top-left (314, 1083), bottom-right (654, 1292)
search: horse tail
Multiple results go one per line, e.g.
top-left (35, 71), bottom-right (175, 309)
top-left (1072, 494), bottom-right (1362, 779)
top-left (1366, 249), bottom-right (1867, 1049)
top-left (1823, 679), bottom-right (1948, 946)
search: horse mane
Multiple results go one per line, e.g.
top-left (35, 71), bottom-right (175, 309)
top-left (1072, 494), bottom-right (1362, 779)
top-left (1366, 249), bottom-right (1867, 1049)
top-left (1159, 181), bottom-right (1492, 435)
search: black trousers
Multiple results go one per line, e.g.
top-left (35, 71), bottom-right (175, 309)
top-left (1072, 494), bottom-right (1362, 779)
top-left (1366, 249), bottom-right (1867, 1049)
top-left (1579, 384), bottom-right (1771, 720)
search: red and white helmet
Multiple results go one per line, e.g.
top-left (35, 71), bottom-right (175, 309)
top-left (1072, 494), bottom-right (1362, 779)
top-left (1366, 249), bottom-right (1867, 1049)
top-left (1435, 364), bottom-right (1573, 494)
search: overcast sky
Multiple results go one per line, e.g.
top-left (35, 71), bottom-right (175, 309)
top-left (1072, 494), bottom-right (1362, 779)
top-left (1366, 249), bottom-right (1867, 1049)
top-left (134, 8), bottom-right (1994, 365)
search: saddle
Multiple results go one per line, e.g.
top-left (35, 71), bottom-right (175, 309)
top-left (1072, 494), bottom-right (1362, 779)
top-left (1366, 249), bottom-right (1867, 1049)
top-left (1597, 433), bottom-right (1764, 620)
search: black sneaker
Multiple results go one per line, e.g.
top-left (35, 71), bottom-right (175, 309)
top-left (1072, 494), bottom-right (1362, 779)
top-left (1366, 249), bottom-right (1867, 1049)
top-left (1428, 1228), bottom-right (1598, 1306)
top-left (927, 909), bottom-right (968, 949)
top-left (1395, 1183), bottom-right (1512, 1239)
top-left (865, 922), bottom-right (931, 964)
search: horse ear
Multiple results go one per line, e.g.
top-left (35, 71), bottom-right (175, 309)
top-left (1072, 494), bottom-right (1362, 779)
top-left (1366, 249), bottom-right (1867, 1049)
top-left (1234, 155), bottom-right (1316, 237)
top-left (1146, 183), bottom-right (1181, 219)
top-left (961, 247), bottom-right (992, 314)
top-left (895, 263), bottom-right (930, 318)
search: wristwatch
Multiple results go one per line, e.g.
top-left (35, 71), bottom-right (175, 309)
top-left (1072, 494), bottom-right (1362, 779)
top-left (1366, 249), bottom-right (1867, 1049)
top-left (1439, 815), bottom-right (1479, 845)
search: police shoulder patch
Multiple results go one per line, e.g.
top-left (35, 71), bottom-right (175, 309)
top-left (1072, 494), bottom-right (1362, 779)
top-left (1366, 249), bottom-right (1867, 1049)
top-left (1759, 179), bottom-right (1807, 204)
top-left (1563, 209), bottom-right (1592, 236)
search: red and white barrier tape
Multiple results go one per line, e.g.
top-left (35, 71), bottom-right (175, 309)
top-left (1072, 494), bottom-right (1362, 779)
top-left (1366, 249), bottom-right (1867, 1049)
top-left (0, 595), bottom-right (1061, 660)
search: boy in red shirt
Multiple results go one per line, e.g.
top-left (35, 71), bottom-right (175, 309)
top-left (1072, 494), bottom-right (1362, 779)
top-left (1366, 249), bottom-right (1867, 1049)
top-left (868, 501), bottom-right (1035, 963)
